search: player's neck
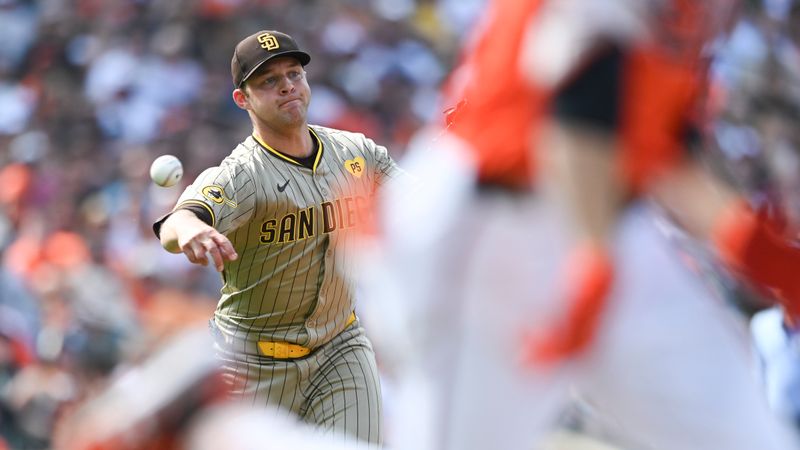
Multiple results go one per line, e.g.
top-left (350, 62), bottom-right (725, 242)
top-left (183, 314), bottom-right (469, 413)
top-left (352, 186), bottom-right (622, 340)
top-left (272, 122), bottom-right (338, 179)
top-left (253, 124), bottom-right (313, 158)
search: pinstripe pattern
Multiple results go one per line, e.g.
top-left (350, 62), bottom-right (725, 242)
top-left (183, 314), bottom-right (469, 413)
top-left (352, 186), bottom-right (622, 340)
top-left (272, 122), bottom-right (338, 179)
top-left (213, 320), bottom-right (381, 446)
top-left (176, 125), bottom-right (399, 445)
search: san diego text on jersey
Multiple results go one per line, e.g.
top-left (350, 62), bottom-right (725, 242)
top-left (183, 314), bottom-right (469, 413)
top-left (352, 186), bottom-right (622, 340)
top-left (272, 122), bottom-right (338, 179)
top-left (259, 195), bottom-right (371, 244)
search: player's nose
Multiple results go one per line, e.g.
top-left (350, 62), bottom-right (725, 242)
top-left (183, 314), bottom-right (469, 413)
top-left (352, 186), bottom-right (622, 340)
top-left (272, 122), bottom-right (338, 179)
top-left (278, 78), bottom-right (295, 94)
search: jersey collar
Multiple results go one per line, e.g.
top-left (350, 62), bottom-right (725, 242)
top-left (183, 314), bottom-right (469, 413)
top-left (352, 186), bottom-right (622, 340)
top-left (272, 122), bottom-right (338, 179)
top-left (252, 127), bottom-right (323, 173)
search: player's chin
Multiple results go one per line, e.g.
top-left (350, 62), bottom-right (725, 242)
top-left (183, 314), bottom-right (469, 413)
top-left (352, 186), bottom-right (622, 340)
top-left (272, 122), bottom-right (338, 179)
top-left (278, 109), bottom-right (308, 126)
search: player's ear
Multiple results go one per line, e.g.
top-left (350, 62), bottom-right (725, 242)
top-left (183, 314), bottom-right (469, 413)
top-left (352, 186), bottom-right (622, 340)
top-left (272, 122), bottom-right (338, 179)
top-left (232, 88), bottom-right (249, 110)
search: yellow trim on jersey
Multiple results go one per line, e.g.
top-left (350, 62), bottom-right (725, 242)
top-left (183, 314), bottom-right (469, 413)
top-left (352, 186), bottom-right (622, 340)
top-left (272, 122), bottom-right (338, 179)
top-left (175, 199), bottom-right (216, 227)
top-left (253, 133), bottom-right (299, 165)
top-left (252, 127), bottom-right (324, 173)
top-left (308, 127), bottom-right (323, 172)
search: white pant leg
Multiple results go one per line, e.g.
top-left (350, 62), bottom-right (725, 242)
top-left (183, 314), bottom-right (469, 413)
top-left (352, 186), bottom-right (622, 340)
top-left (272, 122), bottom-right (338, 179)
top-left (438, 193), bottom-right (577, 450)
top-left (377, 134), bottom-right (578, 450)
top-left (578, 205), bottom-right (799, 450)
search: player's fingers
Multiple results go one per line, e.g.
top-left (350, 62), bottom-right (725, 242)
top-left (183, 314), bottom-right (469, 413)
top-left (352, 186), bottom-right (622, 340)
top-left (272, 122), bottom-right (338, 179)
top-left (194, 249), bottom-right (210, 266)
top-left (205, 245), bottom-right (225, 272)
top-left (184, 239), bottom-right (209, 266)
top-left (210, 234), bottom-right (238, 261)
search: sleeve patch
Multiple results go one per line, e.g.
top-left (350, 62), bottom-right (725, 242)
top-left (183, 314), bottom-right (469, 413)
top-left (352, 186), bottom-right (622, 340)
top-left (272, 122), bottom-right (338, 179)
top-left (344, 157), bottom-right (366, 178)
top-left (201, 185), bottom-right (238, 208)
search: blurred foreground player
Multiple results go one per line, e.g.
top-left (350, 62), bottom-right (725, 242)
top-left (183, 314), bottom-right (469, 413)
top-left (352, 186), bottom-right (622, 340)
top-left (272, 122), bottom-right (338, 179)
top-left (371, 0), bottom-right (800, 449)
top-left (56, 327), bottom-right (368, 450)
top-left (54, 327), bottom-right (226, 450)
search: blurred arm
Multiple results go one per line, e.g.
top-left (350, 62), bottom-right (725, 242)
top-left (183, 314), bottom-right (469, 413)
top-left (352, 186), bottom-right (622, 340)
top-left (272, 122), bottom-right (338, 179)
top-left (651, 157), bottom-right (800, 324)
top-left (541, 121), bottom-right (624, 246)
top-left (649, 157), bottom-right (738, 239)
top-left (522, 45), bottom-right (626, 364)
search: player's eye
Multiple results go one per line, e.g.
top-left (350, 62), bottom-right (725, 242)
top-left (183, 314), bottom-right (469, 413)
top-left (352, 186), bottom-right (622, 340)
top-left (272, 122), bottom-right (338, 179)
top-left (287, 70), bottom-right (303, 81)
top-left (264, 76), bottom-right (279, 88)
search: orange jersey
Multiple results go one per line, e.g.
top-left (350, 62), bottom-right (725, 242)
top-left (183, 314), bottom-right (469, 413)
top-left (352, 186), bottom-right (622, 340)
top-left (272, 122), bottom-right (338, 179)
top-left (620, 0), bottom-right (732, 191)
top-left (443, 0), bottom-right (735, 191)
top-left (442, 0), bottom-right (547, 189)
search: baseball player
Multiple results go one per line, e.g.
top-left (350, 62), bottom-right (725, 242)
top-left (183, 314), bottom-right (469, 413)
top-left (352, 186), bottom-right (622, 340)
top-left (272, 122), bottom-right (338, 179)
top-left (370, 1), bottom-right (800, 449)
top-left (153, 30), bottom-right (402, 446)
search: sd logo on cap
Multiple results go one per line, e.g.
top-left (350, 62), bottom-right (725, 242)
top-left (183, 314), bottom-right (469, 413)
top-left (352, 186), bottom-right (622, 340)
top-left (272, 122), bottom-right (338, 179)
top-left (231, 30), bottom-right (311, 88)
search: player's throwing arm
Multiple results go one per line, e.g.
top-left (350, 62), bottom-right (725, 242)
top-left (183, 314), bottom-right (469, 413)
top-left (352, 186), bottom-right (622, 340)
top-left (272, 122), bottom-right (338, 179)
top-left (159, 209), bottom-right (238, 272)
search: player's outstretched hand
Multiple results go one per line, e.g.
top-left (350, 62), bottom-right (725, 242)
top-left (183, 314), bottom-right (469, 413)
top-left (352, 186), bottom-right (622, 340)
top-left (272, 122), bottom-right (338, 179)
top-left (166, 210), bottom-right (238, 271)
top-left (179, 229), bottom-right (237, 272)
top-left (521, 245), bottom-right (614, 366)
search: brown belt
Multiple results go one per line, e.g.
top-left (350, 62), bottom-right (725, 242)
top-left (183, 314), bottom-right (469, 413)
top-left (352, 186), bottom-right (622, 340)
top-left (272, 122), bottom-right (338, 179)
top-left (257, 312), bottom-right (356, 359)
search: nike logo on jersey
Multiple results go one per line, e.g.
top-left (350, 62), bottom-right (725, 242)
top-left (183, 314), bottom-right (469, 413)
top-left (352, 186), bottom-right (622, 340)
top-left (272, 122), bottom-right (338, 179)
top-left (277, 179), bottom-right (290, 192)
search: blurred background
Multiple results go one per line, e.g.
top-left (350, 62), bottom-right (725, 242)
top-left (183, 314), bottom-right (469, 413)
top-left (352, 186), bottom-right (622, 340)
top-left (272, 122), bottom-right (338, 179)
top-left (0, 0), bottom-right (799, 449)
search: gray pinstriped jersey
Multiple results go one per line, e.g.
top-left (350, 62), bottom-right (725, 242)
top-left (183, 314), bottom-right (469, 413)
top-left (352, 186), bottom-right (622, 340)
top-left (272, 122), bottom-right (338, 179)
top-left (173, 125), bottom-right (400, 350)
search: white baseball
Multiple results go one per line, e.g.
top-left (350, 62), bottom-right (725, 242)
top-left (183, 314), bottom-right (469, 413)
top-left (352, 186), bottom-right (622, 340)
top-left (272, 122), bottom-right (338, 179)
top-left (150, 154), bottom-right (183, 187)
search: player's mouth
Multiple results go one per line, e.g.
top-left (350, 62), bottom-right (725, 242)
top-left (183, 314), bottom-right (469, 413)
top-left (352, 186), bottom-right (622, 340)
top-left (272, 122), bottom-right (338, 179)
top-left (279, 98), bottom-right (302, 108)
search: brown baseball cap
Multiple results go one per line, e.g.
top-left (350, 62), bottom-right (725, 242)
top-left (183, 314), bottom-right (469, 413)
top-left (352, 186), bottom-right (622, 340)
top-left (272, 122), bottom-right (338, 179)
top-left (231, 30), bottom-right (311, 88)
